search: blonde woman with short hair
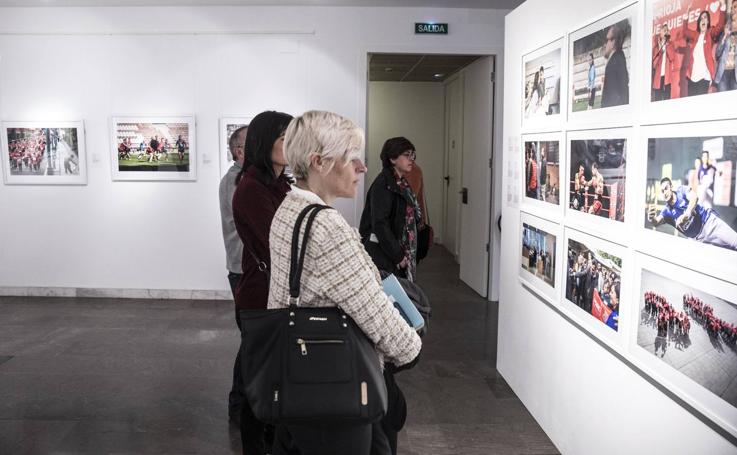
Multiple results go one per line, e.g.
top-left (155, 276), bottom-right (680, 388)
top-left (268, 110), bottom-right (421, 455)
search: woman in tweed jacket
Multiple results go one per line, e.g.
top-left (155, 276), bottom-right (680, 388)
top-left (268, 111), bottom-right (422, 455)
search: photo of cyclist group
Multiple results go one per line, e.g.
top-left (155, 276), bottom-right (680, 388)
top-left (115, 122), bottom-right (190, 172)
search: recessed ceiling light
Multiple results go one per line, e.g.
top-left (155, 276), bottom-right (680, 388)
top-left (384, 67), bottom-right (393, 72)
top-left (433, 73), bottom-right (444, 78)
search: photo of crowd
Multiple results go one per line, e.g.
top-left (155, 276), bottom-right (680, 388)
top-left (650, 0), bottom-right (736, 101)
top-left (571, 16), bottom-right (632, 111)
top-left (638, 269), bottom-right (737, 407)
top-left (520, 222), bottom-right (557, 287)
top-left (115, 122), bottom-right (190, 172)
top-left (565, 237), bottom-right (622, 331)
top-left (645, 135), bottom-right (737, 251)
top-left (4, 127), bottom-right (80, 177)
top-left (569, 138), bottom-right (627, 222)
top-left (524, 140), bottom-right (560, 205)
top-left (523, 47), bottom-right (562, 119)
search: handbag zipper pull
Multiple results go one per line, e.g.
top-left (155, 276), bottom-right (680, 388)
top-left (297, 338), bottom-right (307, 356)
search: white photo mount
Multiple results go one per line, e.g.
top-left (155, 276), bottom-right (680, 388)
top-left (521, 37), bottom-right (567, 133)
top-left (520, 131), bottom-right (566, 223)
top-left (518, 211), bottom-right (563, 305)
top-left (561, 226), bottom-right (632, 352)
top-left (634, 120), bottom-right (737, 285)
top-left (629, 252), bottom-right (737, 440)
top-left (567, 1), bottom-right (640, 129)
top-left (110, 115), bottom-right (196, 182)
top-left (641, 0), bottom-right (737, 125)
top-left (564, 127), bottom-right (635, 245)
top-left (219, 117), bottom-right (251, 177)
top-left (1, 120), bottom-right (87, 186)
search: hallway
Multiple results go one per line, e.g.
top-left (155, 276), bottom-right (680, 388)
top-left (0, 247), bottom-right (558, 454)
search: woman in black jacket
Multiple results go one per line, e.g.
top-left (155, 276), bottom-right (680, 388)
top-left (360, 136), bottom-right (421, 282)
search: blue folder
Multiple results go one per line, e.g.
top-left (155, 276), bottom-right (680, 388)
top-left (382, 274), bottom-right (425, 331)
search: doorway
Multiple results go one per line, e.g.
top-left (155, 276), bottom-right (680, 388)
top-left (365, 52), bottom-right (495, 298)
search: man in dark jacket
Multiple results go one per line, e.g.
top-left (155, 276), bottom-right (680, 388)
top-left (601, 24), bottom-right (630, 108)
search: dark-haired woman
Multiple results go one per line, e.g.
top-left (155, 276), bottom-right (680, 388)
top-left (359, 136), bottom-right (421, 282)
top-left (682, 0), bottom-right (729, 96)
top-left (232, 110), bottom-right (293, 455)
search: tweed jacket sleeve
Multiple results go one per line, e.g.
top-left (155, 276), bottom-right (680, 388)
top-left (268, 192), bottom-right (422, 367)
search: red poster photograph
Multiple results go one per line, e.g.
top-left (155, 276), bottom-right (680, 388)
top-left (651, 0), bottom-right (736, 101)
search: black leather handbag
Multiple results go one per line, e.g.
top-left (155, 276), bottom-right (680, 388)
top-left (239, 204), bottom-right (388, 424)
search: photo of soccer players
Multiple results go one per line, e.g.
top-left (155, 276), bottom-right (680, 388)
top-left (565, 236), bottom-right (622, 332)
top-left (569, 138), bottom-right (627, 222)
top-left (638, 267), bottom-right (737, 408)
top-left (645, 134), bottom-right (737, 252)
top-left (524, 139), bottom-right (560, 206)
top-left (570, 6), bottom-right (634, 112)
top-left (2, 122), bottom-right (86, 185)
top-left (111, 117), bottom-right (195, 181)
top-left (649, 0), bottom-right (735, 102)
top-left (523, 44), bottom-right (562, 120)
top-left (521, 222), bottom-right (557, 288)
top-left (219, 118), bottom-right (250, 177)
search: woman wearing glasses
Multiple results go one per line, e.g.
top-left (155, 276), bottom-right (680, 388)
top-left (359, 136), bottom-right (422, 282)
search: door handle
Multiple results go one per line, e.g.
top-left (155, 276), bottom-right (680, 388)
top-left (461, 188), bottom-right (468, 204)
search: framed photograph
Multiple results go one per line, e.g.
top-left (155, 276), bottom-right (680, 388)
top-left (568, 2), bottom-right (638, 125)
top-left (565, 128), bottom-right (632, 242)
top-left (519, 211), bottom-right (562, 304)
top-left (111, 116), bottom-right (196, 181)
top-left (219, 117), bottom-right (250, 177)
top-left (522, 38), bottom-right (565, 131)
top-left (1, 121), bottom-right (86, 185)
top-left (562, 227), bottom-right (630, 348)
top-left (637, 120), bottom-right (737, 284)
top-left (630, 253), bottom-right (737, 439)
top-left (522, 132), bottom-right (564, 221)
top-left (643, 0), bottom-right (737, 123)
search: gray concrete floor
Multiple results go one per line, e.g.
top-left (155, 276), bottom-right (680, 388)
top-left (0, 247), bottom-right (558, 455)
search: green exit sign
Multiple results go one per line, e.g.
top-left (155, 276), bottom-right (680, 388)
top-left (415, 23), bottom-right (448, 34)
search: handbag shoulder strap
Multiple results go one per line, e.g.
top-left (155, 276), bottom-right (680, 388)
top-left (288, 203), bottom-right (331, 306)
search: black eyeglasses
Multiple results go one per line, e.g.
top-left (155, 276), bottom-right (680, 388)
top-left (401, 151), bottom-right (416, 161)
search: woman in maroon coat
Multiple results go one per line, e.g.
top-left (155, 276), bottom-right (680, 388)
top-left (232, 110), bottom-right (293, 455)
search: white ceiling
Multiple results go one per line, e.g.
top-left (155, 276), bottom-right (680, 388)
top-left (0, 0), bottom-right (522, 8)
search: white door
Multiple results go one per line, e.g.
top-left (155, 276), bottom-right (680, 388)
top-left (459, 56), bottom-right (494, 297)
top-left (443, 75), bottom-right (463, 260)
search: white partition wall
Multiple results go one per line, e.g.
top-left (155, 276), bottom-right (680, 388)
top-left (501, 0), bottom-right (737, 454)
top-left (0, 5), bottom-right (507, 296)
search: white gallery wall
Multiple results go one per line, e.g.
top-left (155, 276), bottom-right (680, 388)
top-left (367, 81), bottom-right (445, 242)
top-left (0, 5), bottom-right (506, 295)
top-left (501, 0), bottom-right (737, 454)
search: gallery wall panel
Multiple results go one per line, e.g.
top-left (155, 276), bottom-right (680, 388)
top-left (503, 0), bottom-right (737, 449)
